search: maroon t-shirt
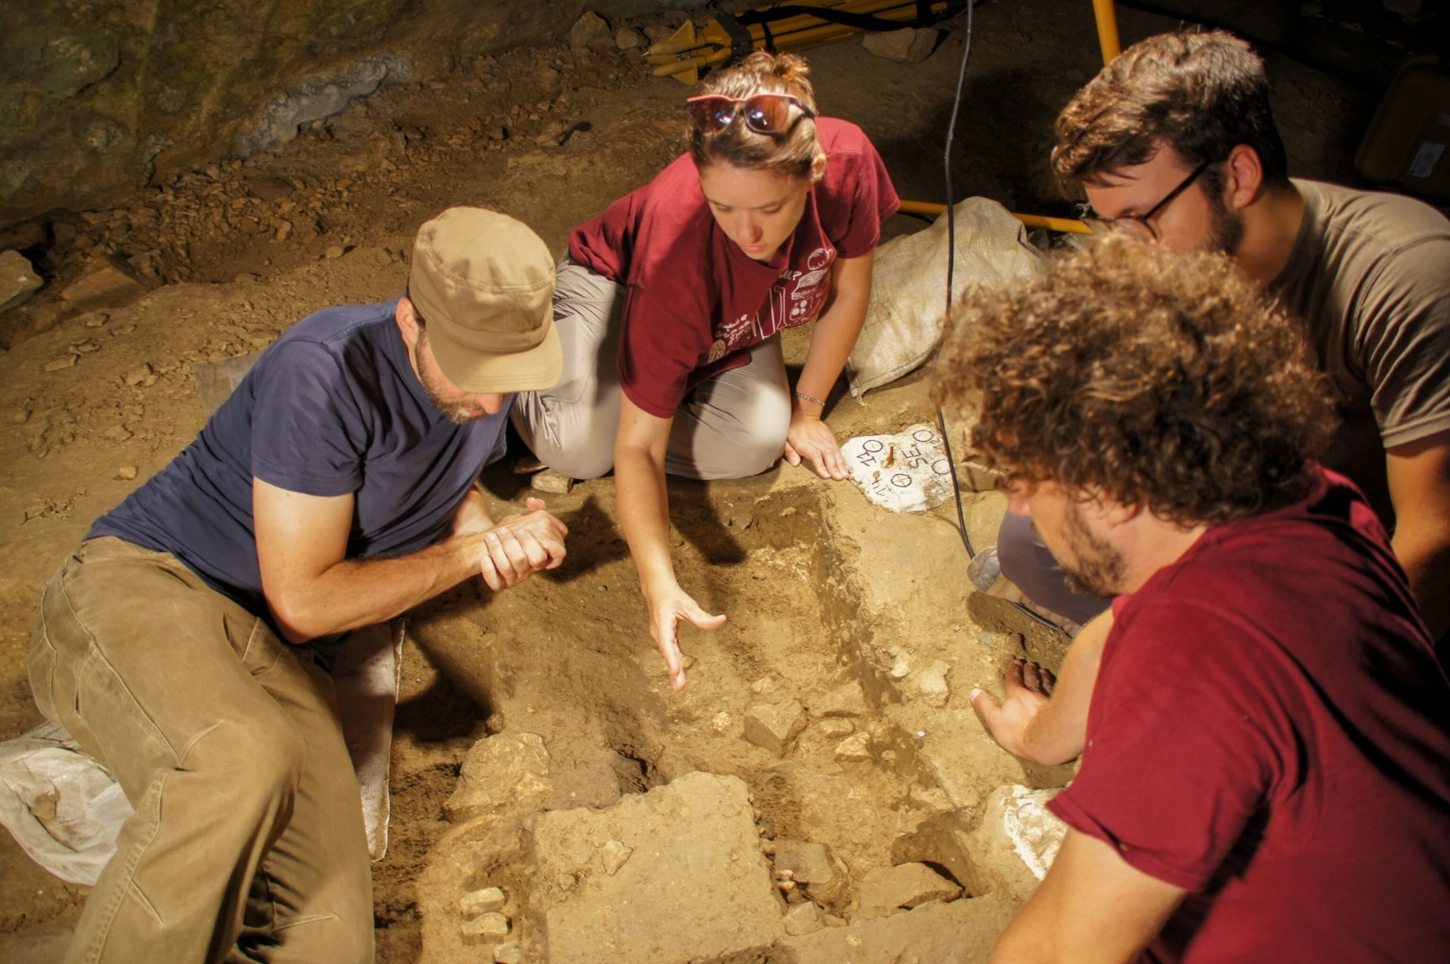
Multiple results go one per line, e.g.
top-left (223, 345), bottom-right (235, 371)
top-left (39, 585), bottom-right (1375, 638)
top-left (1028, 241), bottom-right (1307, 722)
top-left (1050, 467), bottom-right (1450, 963)
top-left (568, 117), bottom-right (899, 418)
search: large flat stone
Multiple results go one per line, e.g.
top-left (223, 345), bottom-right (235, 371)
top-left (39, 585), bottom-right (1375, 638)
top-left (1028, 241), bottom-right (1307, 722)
top-left (533, 771), bottom-right (784, 964)
top-left (59, 256), bottom-right (144, 310)
top-left (782, 893), bottom-right (1014, 963)
top-left (0, 250), bottom-right (43, 314)
top-left (856, 862), bottom-right (962, 920)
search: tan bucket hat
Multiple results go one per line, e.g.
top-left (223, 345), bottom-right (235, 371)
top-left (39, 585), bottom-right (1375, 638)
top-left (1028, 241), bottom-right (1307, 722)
top-left (408, 207), bottom-right (560, 393)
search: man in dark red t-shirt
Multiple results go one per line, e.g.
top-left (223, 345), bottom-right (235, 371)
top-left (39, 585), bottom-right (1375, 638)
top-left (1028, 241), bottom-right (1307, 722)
top-left (933, 234), bottom-right (1450, 963)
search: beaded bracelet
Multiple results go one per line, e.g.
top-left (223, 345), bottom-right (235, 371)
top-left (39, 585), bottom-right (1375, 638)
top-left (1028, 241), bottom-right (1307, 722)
top-left (794, 390), bottom-right (825, 407)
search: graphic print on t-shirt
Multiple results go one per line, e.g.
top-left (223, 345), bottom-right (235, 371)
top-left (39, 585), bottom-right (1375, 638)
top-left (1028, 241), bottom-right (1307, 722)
top-left (707, 246), bottom-right (834, 362)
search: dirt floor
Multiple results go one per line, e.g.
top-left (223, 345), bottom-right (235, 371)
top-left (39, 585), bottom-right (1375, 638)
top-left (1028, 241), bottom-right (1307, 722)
top-left (0, 2), bottom-right (1379, 961)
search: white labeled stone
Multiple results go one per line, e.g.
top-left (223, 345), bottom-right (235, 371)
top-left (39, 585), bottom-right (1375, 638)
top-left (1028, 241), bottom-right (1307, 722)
top-left (834, 733), bottom-right (872, 761)
top-left (843, 424), bottom-right (954, 513)
top-left (460, 886), bottom-right (507, 918)
top-left (915, 660), bottom-right (952, 708)
top-left (743, 699), bottom-right (806, 757)
top-left (600, 839), bottom-right (632, 875)
top-left (461, 911), bottom-right (510, 943)
top-left (0, 249), bottom-right (43, 314)
top-left (856, 863), bottom-right (962, 920)
top-left (784, 899), bottom-right (823, 936)
top-left (444, 732), bottom-right (551, 822)
top-left (808, 681), bottom-right (868, 718)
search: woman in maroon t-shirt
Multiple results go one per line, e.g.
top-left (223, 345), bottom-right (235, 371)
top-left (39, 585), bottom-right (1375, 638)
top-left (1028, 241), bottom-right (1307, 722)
top-left (513, 52), bottom-right (899, 688)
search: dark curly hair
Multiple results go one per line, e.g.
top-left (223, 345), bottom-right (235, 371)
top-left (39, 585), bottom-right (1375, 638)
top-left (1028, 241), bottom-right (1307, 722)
top-left (931, 234), bottom-right (1336, 526)
top-left (1052, 30), bottom-right (1289, 199)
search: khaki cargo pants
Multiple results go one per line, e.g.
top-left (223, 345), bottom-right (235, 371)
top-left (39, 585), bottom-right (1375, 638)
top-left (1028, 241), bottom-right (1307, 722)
top-left (28, 537), bottom-right (374, 964)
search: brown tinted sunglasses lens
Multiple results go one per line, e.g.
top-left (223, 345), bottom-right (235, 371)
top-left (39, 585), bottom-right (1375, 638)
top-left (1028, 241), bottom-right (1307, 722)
top-left (686, 95), bottom-right (801, 135)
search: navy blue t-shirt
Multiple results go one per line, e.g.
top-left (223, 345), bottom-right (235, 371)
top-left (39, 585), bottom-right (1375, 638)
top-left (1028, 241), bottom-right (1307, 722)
top-left (91, 298), bottom-right (511, 619)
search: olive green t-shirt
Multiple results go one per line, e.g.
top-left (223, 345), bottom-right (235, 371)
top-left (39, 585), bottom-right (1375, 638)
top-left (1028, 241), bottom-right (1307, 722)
top-left (1267, 179), bottom-right (1450, 523)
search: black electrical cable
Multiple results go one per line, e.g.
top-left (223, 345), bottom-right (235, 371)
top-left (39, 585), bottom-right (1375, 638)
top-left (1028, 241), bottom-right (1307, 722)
top-left (932, 4), bottom-right (1057, 631)
top-left (938, 0), bottom-right (974, 561)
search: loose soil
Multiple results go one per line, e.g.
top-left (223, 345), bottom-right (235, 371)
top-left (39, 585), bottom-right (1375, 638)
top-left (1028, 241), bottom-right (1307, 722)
top-left (0, 2), bottom-right (1376, 961)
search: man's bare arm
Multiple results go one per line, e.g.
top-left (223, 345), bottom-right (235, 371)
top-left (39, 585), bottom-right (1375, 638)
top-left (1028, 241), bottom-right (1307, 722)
top-left (970, 609), bottom-right (1112, 765)
top-left (990, 829), bottom-right (1186, 964)
top-left (1386, 429), bottom-right (1450, 640)
top-left (254, 478), bottom-right (566, 643)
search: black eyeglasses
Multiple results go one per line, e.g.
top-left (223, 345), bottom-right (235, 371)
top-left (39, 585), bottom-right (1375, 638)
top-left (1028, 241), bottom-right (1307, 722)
top-left (685, 93), bottom-right (816, 136)
top-left (1081, 160), bottom-right (1212, 240)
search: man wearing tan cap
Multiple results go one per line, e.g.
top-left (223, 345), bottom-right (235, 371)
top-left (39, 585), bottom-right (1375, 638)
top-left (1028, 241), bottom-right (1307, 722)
top-left (25, 207), bottom-right (566, 964)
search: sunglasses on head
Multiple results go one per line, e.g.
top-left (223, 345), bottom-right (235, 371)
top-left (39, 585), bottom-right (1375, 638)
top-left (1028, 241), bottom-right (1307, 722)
top-left (685, 93), bottom-right (816, 136)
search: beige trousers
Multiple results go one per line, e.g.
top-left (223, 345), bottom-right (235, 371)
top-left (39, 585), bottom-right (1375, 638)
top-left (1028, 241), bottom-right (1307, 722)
top-left (28, 537), bottom-right (374, 964)
top-left (512, 258), bottom-right (793, 481)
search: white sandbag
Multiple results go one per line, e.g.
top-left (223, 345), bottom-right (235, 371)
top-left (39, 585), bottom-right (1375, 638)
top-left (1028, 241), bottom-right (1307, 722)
top-left (333, 618), bottom-right (407, 863)
top-left (0, 721), bottom-right (133, 886)
top-left (847, 197), bottom-right (1046, 395)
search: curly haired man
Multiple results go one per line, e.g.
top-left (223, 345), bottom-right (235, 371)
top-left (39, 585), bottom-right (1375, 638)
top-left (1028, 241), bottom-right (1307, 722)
top-left (989, 29), bottom-right (1450, 668)
top-left (937, 234), bottom-right (1450, 963)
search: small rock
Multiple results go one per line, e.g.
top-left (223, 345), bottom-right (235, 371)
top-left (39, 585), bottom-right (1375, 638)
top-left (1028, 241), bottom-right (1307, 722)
top-left (324, 245), bottom-right (344, 259)
top-left (908, 786), bottom-right (955, 812)
top-left (711, 710), bottom-right (732, 734)
top-left (600, 839), bottom-right (632, 876)
top-left (460, 911), bottom-right (510, 944)
top-left (494, 941), bottom-right (524, 964)
top-left (45, 355), bottom-right (78, 372)
top-left (915, 659), bottom-right (952, 708)
top-left (890, 653), bottom-right (912, 679)
top-left (834, 732), bottom-right (872, 761)
top-left (862, 27), bottom-right (941, 63)
top-left (615, 27), bottom-right (642, 49)
top-left (82, 312), bottom-right (109, 328)
top-left (855, 862), bottom-right (962, 920)
top-left (444, 732), bottom-right (551, 822)
top-left (11, 409), bottom-right (30, 424)
top-left (537, 65), bottom-right (562, 93)
top-left (116, 465), bottom-right (138, 480)
top-left (816, 717), bottom-right (854, 738)
top-left (102, 425), bottom-right (132, 441)
top-left (0, 250), bottom-right (44, 314)
top-left (530, 469), bottom-right (573, 494)
top-left (123, 364), bottom-right (155, 388)
top-left (570, 11), bottom-right (611, 47)
top-left (808, 681), bottom-right (868, 718)
top-left (772, 839), bottom-right (836, 885)
top-left (743, 699), bottom-right (806, 757)
top-left (460, 886), bottom-right (507, 918)
top-left (61, 255), bottom-right (145, 308)
top-left (273, 220), bottom-right (293, 243)
top-left (783, 899), bottom-right (823, 936)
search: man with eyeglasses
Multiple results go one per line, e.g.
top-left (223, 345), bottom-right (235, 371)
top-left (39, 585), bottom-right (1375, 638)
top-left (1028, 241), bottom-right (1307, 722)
top-left (26, 207), bottom-right (569, 963)
top-left (971, 29), bottom-right (1450, 769)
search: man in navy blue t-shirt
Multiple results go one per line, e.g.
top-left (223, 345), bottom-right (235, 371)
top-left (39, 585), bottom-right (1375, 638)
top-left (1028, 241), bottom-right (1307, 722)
top-left (28, 208), bottom-right (568, 963)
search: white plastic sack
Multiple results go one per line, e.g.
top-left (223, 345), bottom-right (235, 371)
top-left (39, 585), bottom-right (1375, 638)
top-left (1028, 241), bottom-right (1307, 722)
top-left (846, 197), bottom-right (1046, 395)
top-left (0, 721), bottom-right (133, 886)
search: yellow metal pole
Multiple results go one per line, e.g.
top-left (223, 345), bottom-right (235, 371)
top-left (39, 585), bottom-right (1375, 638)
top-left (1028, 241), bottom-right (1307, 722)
top-left (897, 200), bottom-right (1093, 235)
top-left (1092, 0), bottom-right (1120, 65)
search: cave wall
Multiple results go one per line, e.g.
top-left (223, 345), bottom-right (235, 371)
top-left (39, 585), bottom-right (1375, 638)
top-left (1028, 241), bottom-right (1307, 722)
top-left (0, 0), bottom-right (703, 229)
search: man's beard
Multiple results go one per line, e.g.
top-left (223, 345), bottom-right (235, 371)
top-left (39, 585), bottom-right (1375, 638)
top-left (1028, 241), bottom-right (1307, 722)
top-left (1208, 185), bottom-right (1245, 256)
top-left (416, 328), bottom-right (490, 424)
top-left (1059, 500), bottom-right (1128, 598)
